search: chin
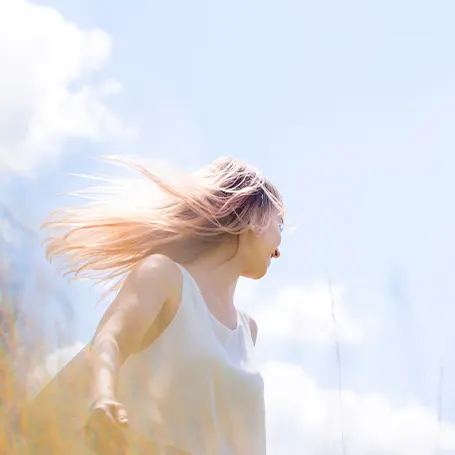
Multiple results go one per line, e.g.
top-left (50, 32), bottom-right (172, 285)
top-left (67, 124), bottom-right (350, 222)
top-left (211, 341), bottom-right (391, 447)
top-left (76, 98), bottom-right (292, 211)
top-left (244, 266), bottom-right (268, 280)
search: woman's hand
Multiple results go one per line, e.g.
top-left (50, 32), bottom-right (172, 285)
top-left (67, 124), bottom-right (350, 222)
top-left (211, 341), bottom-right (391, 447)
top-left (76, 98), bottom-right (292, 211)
top-left (84, 398), bottom-right (129, 455)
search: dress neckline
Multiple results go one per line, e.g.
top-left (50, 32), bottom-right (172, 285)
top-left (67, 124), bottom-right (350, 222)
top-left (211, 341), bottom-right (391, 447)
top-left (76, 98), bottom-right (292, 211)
top-left (177, 263), bottom-right (240, 333)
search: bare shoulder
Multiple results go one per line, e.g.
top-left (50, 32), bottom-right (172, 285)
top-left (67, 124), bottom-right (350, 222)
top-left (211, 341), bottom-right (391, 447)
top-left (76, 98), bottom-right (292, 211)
top-left (94, 254), bottom-right (183, 356)
top-left (118, 253), bottom-right (184, 320)
top-left (243, 312), bottom-right (258, 345)
top-left (129, 254), bottom-right (182, 296)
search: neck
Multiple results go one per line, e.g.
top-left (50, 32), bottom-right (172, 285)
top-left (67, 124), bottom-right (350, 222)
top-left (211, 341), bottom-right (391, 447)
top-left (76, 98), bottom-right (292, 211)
top-left (184, 242), bottom-right (242, 306)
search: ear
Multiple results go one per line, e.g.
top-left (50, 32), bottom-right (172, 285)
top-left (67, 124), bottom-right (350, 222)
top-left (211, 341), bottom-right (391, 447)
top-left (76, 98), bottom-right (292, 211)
top-left (248, 224), bottom-right (262, 238)
top-left (238, 229), bottom-right (257, 252)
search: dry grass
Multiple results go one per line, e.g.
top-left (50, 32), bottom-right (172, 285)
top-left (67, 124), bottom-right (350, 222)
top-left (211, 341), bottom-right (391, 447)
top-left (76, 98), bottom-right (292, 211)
top-left (0, 210), bottom-right (73, 454)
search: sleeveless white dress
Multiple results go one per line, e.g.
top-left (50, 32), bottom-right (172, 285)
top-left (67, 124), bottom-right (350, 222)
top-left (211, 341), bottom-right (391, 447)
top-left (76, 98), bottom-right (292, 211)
top-left (117, 264), bottom-right (266, 454)
top-left (24, 263), bottom-right (266, 455)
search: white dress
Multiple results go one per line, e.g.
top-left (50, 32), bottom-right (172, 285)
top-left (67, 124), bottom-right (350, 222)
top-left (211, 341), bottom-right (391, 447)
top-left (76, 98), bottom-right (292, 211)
top-left (24, 263), bottom-right (266, 455)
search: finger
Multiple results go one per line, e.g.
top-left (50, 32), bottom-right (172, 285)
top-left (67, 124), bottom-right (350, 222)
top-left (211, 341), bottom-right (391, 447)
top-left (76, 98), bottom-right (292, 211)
top-left (114, 406), bottom-right (129, 428)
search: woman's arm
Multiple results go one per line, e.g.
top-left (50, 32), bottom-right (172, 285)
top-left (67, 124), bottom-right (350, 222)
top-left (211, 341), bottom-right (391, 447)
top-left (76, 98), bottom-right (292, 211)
top-left (90, 254), bottom-right (182, 405)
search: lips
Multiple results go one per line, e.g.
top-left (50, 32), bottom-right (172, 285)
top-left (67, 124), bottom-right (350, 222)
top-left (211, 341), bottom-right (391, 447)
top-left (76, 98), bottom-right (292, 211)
top-left (271, 248), bottom-right (280, 259)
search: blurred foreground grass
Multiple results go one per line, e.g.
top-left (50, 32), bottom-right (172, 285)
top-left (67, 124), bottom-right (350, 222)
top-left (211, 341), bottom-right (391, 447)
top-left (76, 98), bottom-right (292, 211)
top-left (0, 285), bottom-right (24, 453)
top-left (0, 209), bottom-right (76, 454)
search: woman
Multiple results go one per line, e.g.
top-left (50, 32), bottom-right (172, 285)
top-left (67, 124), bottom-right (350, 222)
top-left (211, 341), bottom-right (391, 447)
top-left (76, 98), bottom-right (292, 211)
top-left (20, 156), bottom-right (284, 455)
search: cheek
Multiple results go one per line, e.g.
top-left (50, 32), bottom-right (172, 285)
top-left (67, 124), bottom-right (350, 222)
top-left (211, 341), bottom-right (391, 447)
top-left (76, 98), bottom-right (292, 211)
top-left (261, 226), bottom-right (281, 247)
top-left (254, 232), bottom-right (278, 256)
top-left (245, 237), bottom-right (267, 262)
top-left (242, 225), bottom-right (280, 261)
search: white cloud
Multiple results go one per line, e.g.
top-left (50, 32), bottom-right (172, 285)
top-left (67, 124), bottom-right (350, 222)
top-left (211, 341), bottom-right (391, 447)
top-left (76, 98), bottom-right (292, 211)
top-left (26, 341), bottom-right (84, 399)
top-left (0, 0), bottom-right (134, 176)
top-left (264, 361), bottom-right (455, 455)
top-left (25, 317), bottom-right (455, 455)
top-left (255, 281), bottom-right (362, 344)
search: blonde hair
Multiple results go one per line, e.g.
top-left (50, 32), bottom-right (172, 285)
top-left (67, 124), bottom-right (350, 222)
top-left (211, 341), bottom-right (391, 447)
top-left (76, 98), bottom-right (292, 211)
top-left (42, 156), bottom-right (283, 290)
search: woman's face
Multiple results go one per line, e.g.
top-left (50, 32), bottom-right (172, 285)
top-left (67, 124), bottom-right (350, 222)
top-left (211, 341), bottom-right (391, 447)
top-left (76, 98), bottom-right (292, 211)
top-left (239, 211), bottom-right (284, 279)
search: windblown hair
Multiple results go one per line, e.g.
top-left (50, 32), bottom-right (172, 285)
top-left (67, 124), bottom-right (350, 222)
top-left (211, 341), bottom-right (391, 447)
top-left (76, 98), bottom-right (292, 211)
top-left (42, 156), bottom-right (283, 290)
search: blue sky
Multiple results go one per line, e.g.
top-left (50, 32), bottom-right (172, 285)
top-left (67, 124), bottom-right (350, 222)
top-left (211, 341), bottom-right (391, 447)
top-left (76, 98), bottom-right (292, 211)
top-left (2, 0), bottom-right (455, 453)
